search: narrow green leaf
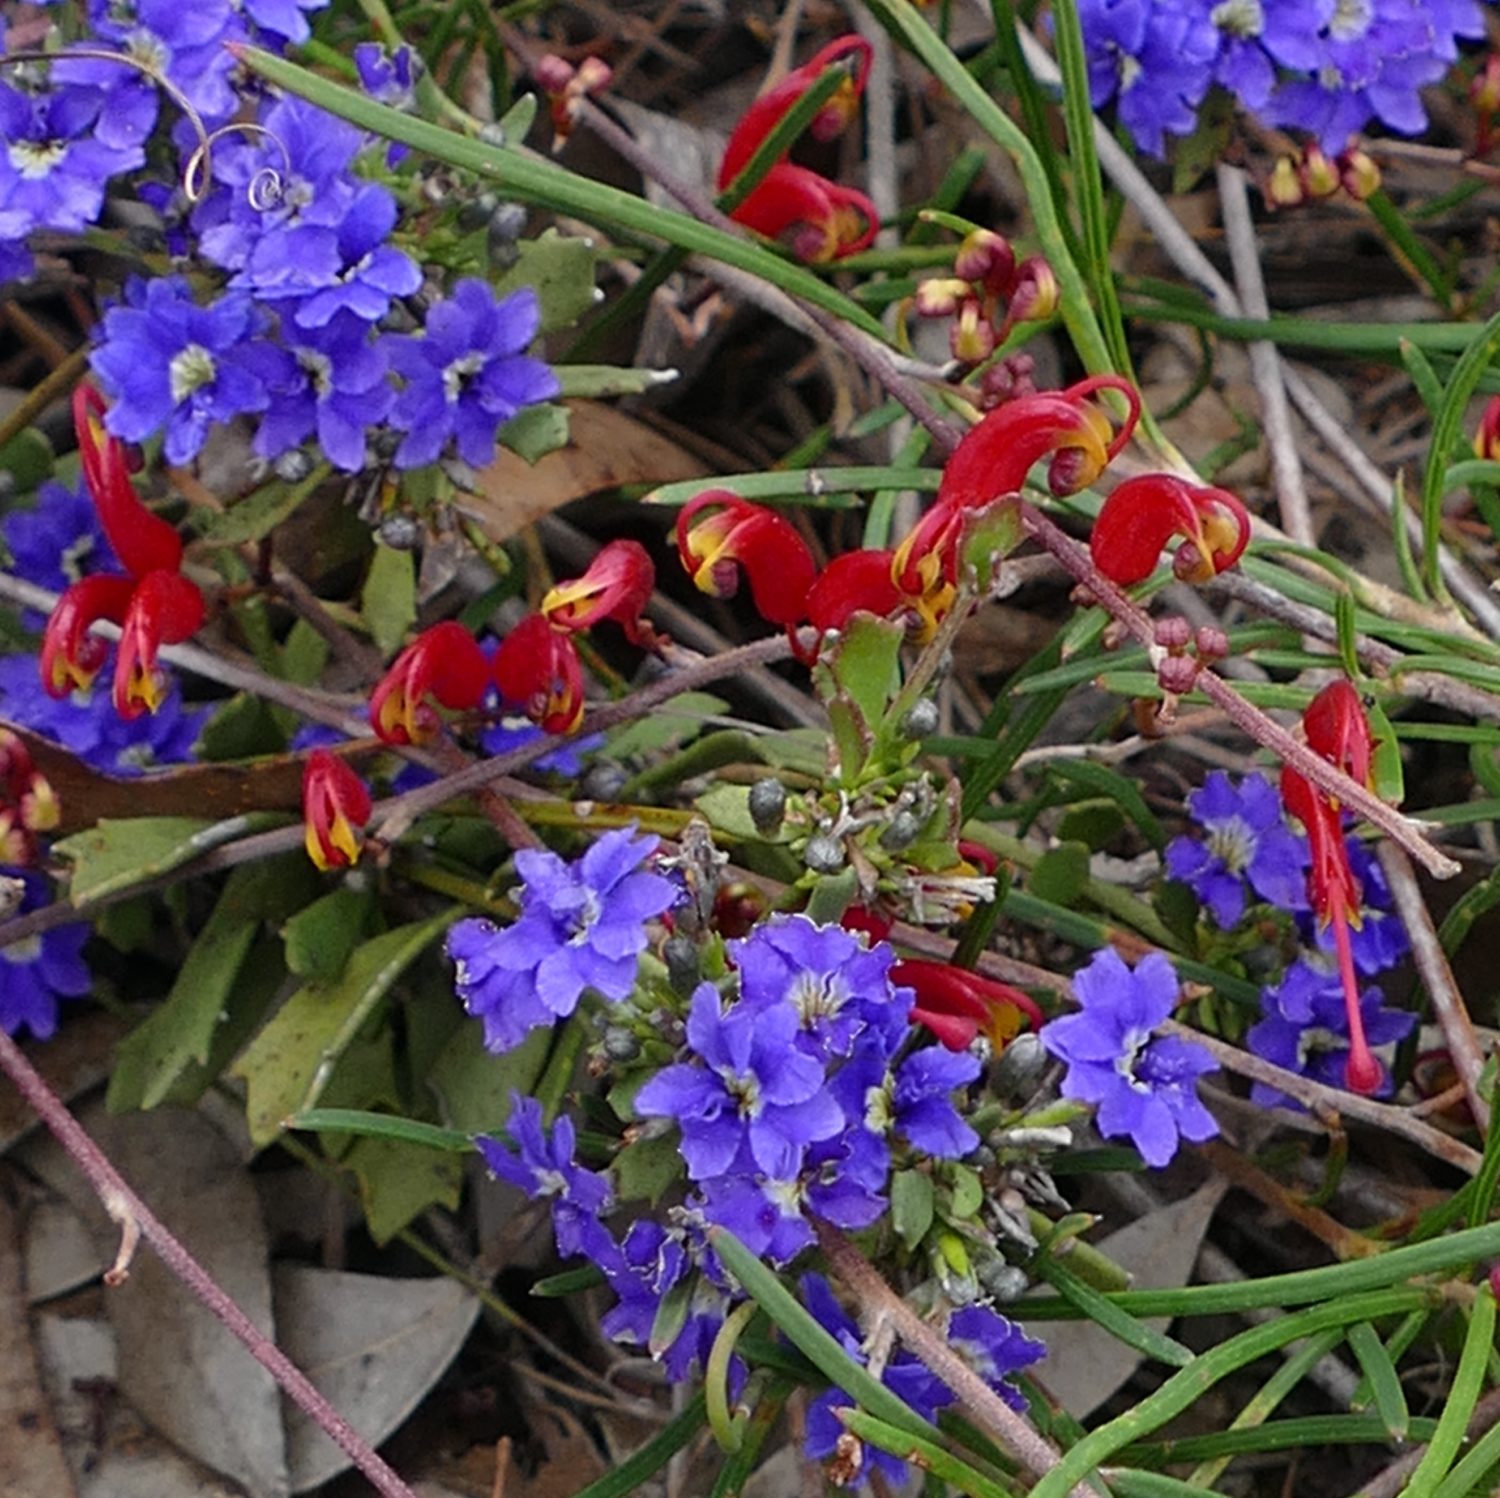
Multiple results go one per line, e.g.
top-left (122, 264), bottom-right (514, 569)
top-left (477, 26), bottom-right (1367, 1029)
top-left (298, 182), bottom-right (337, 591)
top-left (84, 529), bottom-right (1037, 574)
top-left (195, 464), bottom-right (328, 545)
top-left (1345, 1320), bottom-right (1408, 1442)
top-left (710, 1228), bottom-right (935, 1442)
top-left (1033, 1256), bottom-right (1194, 1369)
top-left (1402, 1286), bottom-right (1497, 1497)
top-left (554, 364), bottom-right (681, 398)
top-left (646, 466), bottom-right (939, 508)
top-left (287, 1108), bottom-right (475, 1152)
top-left (567, 1393), bottom-right (707, 1498)
top-left (839, 1408), bottom-right (1014, 1498)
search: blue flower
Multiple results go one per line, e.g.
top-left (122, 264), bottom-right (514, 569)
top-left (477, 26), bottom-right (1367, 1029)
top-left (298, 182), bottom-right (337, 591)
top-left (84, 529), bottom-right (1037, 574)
top-left (1207, 0), bottom-right (1334, 110)
top-left (242, 0), bottom-right (328, 47)
top-left (249, 310), bottom-right (394, 473)
top-left (90, 277), bottom-right (271, 465)
top-left (1164, 771), bottom-right (1308, 927)
top-left (1247, 958), bottom-right (1415, 1107)
top-left (0, 655), bottom-right (202, 775)
top-left (634, 982), bottom-right (845, 1182)
top-left (2, 477), bottom-right (116, 618)
top-left (1305, 836), bottom-right (1408, 975)
top-left (0, 868), bottom-right (91, 1039)
top-left (730, 915), bottom-right (912, 1061)
top-left (354, 42), bottom-right (419, 109)
top-left (387, 280), bottom-right (559, 470)
top-left (477, 1093), bottom-right (612, 1257)
top-left (447, 824), bottom-right (678, 1053)
top-left (947, 1305), bottom-right (1046, 1411)
top-left (480, 716), bottom-right (603, 776)
top-left (1040, 949), bottom-right (1218, 1167)
top-left (1075, 0), bottom-right (1219, 157)
top-left (282, 184), bottom-right (422, 330)
top-left (0, 80), bottom-right (142, 235)
top-left (833, 1034), bottom-right (981, 1164)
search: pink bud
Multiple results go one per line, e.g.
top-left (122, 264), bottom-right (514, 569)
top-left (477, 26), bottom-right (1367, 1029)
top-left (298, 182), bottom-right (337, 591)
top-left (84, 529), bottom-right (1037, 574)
top-left (1153, 615), bottom-right (1192, 651)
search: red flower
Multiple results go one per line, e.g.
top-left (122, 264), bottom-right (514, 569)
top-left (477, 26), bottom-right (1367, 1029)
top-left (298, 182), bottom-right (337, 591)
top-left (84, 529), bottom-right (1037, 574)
top-left (1280, 682), bottom-right (1385, 1096)
top-left (805, 548), bottom-right (906, 642)
top-left (492, 613), bottom-right (586, 735)
top-left (540, 538), bottom-right (657, 646)
top-left (1476, 395), bottom-right (1500, 463)
top-left (718, 35), bottom-right (878, 263)
top-left (675, 491), bottom-right (817, 632)
top-left (892, 959), bottom-right (1044, 1052)
top-left (889, 376), bottom-right (1140, 622)
top-left (302, 749), bottom-right (373, 871)
top-left (1090, 473), bottom-right (1251, 586)
top-left (42, 386), bottom-right (204, 718)
top-left (368, 620), bottom-right (490, 746)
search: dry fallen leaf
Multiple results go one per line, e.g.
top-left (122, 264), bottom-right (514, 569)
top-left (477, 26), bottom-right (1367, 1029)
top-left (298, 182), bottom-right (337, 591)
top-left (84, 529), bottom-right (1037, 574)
top-left (462, 401), bottom-right (705, 545)
top-left (0, 1190), bottom-right (77, 1498)
top-left (274, 1264), bottom-right (479, 1494)
top-left (20, 1102), bottom-right (288, 1497)
top-left (1030, 1180), bottom-right (1227, 1418)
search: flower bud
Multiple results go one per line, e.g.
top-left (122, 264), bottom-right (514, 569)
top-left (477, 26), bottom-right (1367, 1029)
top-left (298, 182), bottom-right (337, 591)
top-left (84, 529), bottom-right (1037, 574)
top-left (1299, 144), bottom-right (1339, 199)
top-left (1007, 256), bottom-right (1059, 325)
top-left (1194, 625), bottom-right (1229, 661)
top-left (900, 698), bottom-right (940, 739)
top-left (601, 1026), bottom-right (640, 1061)
top-left (662, 933), bottom-right (700, 996)
top-left (377, 513), bottom-right (421, 550)
top-left (1476, 396), bottom-right (1500, 462)
top-left (804, 833), bottom-right (846, 873)
top-left (1264, 156), bottom-right (1304, 210)
top-left (913, 277), bottom-right (970, 318)
top-left (953, 227), bottom-right (1016, 297)
top-left (580, 761), bottom-right (628, 801)
top-left (1338, 147), bottom-right (1380, 201)
top-left (1153, 615), bottom-right (1192, 651)
top-left (1472, 53), bottom-right (1500, 116)
top-left (274, 448), bottom-right (315, 482)
top-left (979, 353), bottom-right (1037, 409)
top-left (991, 1031), bottom-right (1047, 1095)
top-left (950, 298), bottom-right (996, 364)
top-left (978, 1261), bottom-right (1031, 1303)
top-left (748, 777), bottom-right (787, 834)
top-left (302, 750), bottom-right (373, 871)
top-left (879, 810), bottom-right (924, 851)
top-left (1157, 653), bottom-right (1200, 695)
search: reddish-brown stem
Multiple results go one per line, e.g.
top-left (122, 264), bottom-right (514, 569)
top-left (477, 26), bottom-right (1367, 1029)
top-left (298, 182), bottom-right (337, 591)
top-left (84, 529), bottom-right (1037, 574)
top-left (1018, 503), bottom-right (1460, 880)
top-left (812, 1219), bottom-right (1095, 1497)
top-left (0, 1027), bottom-right (417, 1498)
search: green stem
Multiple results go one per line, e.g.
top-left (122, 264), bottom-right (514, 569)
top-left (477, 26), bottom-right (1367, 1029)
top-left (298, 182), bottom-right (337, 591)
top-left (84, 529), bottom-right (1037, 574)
top-left (1028, 1287), bottom-right (1436, 1498)
top-left (1403, 1285), bottom-right (1498, 1497)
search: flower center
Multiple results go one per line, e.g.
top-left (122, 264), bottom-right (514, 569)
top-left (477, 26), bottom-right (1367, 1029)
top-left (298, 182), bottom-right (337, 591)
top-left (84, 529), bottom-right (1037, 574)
top-left (567, 888), bottom-right (601, 946)
top-left (1205, 815), bottom-right (1255, 875)
top-left (789, 971), bottom-right (850, 1026)
top-left (127, 31), bottom-right (169, 72)
top-left (1328, 0), bottom-right (1371, 41)
top-left (727, 1071), bottom-right (763, 1118)
top-left (1114, 1026), bottom-right (1153, 1092)
top-left (169, 343), bottom-right (218, 404)
top-left (2, 935), bottom-right (42, 963)
top-left (1117, 53), bottom-right (1143, 92)
top-left (443, 351), bottom-right (486, 402)
top-left (1210, 0), bottom-right (1264, 38)
top-left (8, 139), bottom-right (68, 180)
top-left (297, 348), bottom-right (334, 399)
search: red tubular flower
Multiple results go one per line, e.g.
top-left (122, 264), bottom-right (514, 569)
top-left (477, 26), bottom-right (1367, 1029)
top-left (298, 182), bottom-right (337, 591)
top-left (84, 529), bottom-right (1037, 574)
top-left (840, 903), bottom-right (894, 944)
top-left (719, 36), bottom-right (876, 264)
top-left (113, 569), bottom-right (206, 720)
top-left (728, 162), bottom-right (877, 263)
top-left (492, 613), bottom-right (586, 734)
top-left (1279, 682), bottom-right (1386, 1096)
top-left (1090, 473), bottom-right (1252, 586)
top-left (302, 749), bottom-right (373, 872)
top-left (368, 620), bottom-right (490, 746)
top-left (73, 384), bottom-right (183, 577)
top-left (892, 959), bottom-right (1044, 1052)
top-left (805, 548), bottom-right (904, 639)
top-left (719, 36), bottom-right (873, 185)
top-left (540, 538), bottom-right (657, 646)
top-left (40, 574), bottom-right (136, 697)
top-left (891, 376), bottom-right (1141, 607)
top-left (675, 491), bottom-right (817, 631)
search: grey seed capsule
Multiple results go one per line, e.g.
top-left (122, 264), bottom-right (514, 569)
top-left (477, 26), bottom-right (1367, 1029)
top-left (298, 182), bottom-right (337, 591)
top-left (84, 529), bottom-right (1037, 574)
top-left (991, 1032), bottom-right (1046, 1094)
top-left (747, 777), bottom-right (786, 835)
top-left (580, 762), bottom-right (628, 801)
top-left (273, 448), bottom-right (315, 483)
top-left (900, 698), bottom-right (940, 739)
top-left (804, 834), bottom-right (846, 873)
top-left (663, 935), bottom-right (700, 997)
top-left (377, 513), bottom-right (421, 551)
top-left (879, 810), bottom-right (923, 851)
top-left (601, 1026), bottom-right (640, 1062)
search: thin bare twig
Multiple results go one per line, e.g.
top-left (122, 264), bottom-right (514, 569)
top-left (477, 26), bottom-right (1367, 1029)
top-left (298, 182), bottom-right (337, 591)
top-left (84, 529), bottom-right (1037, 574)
top-left (1174, 1023), bottom-right (1485, 1175)
top-left (1216, 162), bottom-right (1314, 547)
top-left (0, 1027), bottom-right (418, 1498)
top-left (1018, 505), bottom-right (1462, 879)
top-left (813, 1220), bottom-right (1095, 1498)
top-left (1377, 843), bottom-right (1492, 1133)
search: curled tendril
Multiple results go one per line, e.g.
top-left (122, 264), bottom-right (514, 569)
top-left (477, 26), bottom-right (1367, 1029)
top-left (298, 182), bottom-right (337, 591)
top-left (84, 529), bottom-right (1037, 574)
top-left (0, 47), bottom-right (291, 208)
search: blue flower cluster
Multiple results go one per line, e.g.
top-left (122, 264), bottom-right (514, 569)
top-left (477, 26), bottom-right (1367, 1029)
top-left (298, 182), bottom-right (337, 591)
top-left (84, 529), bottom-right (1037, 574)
top-left (448, 824), bottom-right (680, 1053)
top-left (1041, 949), bottom-right (1220, 1166)
top-left (636, 916), bottom-right (980, 1266)
top-left (1165, 770), bottom-right (1412, 1102)
top-left (0, 482), bottom-right (203, 773)
top-left (479, 1097), bottom-right (1045, 1486)
top-left (1, 13), bottom-right (558, 476)
top-left (1077, 0), bottom-right (1485, 155)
